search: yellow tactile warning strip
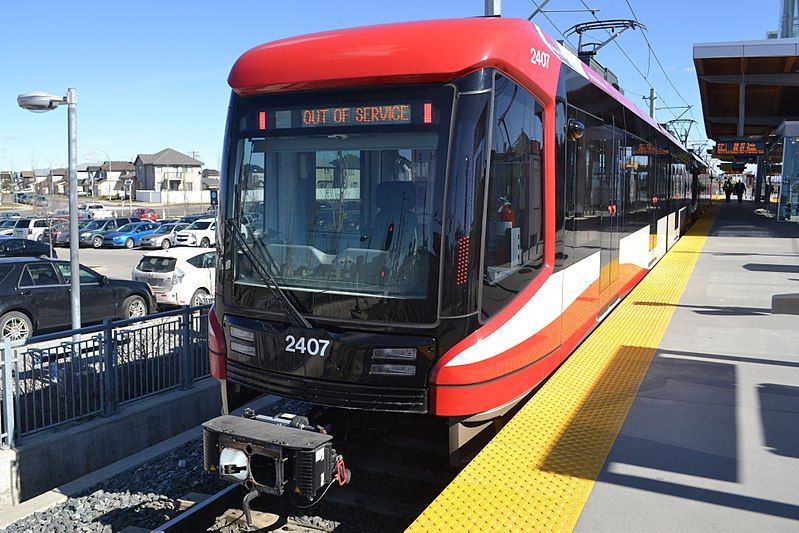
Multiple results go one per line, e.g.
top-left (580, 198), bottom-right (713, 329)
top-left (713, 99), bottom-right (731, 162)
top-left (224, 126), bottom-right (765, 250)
top-left (409, 206), bottom-right (717, 532)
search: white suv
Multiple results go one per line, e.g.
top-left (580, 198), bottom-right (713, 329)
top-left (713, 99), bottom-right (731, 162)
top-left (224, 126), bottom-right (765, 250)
top-left (12, 218), bottom-right (50, 241)
top-left (175, 218), bottom-right (216, 247)
top-left (131, 248), bottom-right (216, 307)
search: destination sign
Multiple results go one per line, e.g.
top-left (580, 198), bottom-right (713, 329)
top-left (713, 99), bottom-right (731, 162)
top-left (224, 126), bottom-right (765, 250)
top-left (633, 143), bottom-right (669, 156)
top-left (299, 105), bottom-right (411, 127)
top-left (714, 140), bottom-right (765, 157)
top-left (247, 102), bottom-right (435, 131)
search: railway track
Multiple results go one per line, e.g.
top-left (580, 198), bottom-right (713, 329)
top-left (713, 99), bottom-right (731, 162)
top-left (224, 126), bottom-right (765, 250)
top-left (154, 409), bottom-right (461, 532)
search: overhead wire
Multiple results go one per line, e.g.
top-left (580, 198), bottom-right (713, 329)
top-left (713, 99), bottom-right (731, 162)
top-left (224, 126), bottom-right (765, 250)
top-left (622, 0), bottom-right (705, 142)
top-left (529, 0), bottom-right (705, 145)
top-left (577, 0), bottom-right (704, 143)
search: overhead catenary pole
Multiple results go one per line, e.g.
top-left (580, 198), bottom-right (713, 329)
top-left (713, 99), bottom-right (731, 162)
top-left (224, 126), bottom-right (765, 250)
top-left (648, 88), bottom-right (657, 119)
top-left (485, 0), bottom-right (500, 16)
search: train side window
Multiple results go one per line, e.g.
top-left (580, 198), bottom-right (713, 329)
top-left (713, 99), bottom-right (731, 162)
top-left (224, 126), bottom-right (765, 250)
top-left (481, 75), bottom-right (544, 320)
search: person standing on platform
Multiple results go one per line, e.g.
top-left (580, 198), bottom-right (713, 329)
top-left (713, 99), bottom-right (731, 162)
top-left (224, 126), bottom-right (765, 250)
top-left (765, 182), bottom-right (773, 208)
top-left (723, 179), bottom-right (733, 203)
top-left (734, 180), bottom-right (745, 203)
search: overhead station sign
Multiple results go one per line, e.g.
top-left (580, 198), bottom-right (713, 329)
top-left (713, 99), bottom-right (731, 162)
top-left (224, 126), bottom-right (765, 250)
top-left (714, 140), bottom-right (765, 157)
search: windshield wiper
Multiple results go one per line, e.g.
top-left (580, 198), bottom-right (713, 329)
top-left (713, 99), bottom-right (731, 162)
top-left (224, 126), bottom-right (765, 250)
top-left (227, 221), bottom-right (313, 329)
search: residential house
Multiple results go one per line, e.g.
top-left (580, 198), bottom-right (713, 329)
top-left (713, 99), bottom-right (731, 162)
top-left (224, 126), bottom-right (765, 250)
top-left (201, 169), bottom-right (220, 190)
top-left (0, 171), bottom-right (16, 194)
top-left (48, 168), bottom-right (68, 195)
top-left (76, 163), bottom-right (92, 192)
top-left (33, 169), bottom-right (49, 194)
top-left (134, 148), bottom-right (203, 193)
top-left (86, 161), bottom-right (135, 198)
top-left (19, 171), bottom-right (35, 191)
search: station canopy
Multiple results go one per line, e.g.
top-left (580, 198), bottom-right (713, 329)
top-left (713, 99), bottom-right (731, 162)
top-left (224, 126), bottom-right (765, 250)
top-left (694, 39), bottom-right (799, 140)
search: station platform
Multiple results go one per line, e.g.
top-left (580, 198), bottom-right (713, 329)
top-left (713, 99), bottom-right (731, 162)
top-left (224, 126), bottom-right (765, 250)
top-left (411, 202), bottom-right (799, 531)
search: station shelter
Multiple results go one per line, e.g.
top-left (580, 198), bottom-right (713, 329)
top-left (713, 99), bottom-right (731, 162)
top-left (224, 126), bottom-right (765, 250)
top-left (694, 37), bottom-right (799, 222)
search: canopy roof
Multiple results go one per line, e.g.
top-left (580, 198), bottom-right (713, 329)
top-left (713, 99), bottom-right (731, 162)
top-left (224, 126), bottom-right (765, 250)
top-left (694, 38), bottom-right (799, 140)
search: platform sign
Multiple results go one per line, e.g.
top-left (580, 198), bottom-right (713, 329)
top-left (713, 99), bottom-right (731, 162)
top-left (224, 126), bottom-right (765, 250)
top-left (719, 162), bottom-right (746, 173)
top-left (714, 140), bottom-right (765, 157)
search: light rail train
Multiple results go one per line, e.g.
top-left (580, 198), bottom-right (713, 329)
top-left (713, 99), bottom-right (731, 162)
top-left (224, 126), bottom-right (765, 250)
top-left (207, 17), bottom-right (712, 458)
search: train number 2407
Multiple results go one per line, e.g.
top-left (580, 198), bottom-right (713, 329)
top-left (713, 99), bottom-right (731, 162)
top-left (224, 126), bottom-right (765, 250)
top-left (285, 335), bottom-right (331, 357)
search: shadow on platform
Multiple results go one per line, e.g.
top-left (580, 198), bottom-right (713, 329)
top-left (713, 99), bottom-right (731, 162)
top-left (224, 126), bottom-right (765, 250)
top-left (633, 301), bottom-right (771, 316)
top-left (758, 384), bottom-right (799, 459)
top-left (744, 263), bottom-right (799, 274)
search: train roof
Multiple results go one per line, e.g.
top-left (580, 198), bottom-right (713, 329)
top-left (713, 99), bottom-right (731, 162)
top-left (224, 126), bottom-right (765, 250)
top-left (229, 17), bottom-right (689, 156)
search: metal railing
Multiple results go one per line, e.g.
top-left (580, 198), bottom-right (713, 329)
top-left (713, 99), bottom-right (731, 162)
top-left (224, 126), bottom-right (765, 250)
top-left (0, 305), bottom-right (212, 448)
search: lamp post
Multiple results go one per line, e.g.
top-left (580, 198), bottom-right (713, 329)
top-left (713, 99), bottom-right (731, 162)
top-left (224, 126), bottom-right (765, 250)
top-left (17, 89), bottom-right (81, 334)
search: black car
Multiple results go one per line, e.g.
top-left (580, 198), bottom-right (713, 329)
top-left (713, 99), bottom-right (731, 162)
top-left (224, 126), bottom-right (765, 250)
top-left (0, 237), bottom-right (56, 259)
top-left (0, 258), bottom-right (155, 341)
top-left (178, 214), bottom-right (206, 224)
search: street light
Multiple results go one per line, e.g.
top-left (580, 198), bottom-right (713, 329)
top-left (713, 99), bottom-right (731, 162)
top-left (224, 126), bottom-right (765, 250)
top-left (95, 148), bottom-right (112, 201)
top-left (17, 89), bottom-right (81, 334)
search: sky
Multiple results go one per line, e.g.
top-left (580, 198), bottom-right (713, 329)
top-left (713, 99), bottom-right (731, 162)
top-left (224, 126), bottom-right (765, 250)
top-left (0, 0), bottom-right (778, 172)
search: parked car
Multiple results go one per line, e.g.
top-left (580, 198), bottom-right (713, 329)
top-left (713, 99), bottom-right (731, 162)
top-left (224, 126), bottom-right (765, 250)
top-left (131, 208), bottom-right (158, 222)
top-left (0, 219), bottom-right (17, 236)
top-left (13, 192), bottom-right (32, 204)
top-left (78, 217), bottom-right (140, 248)
top-left (178, 213), bottom-right (206, 224)
top-left (175, 218), bottom-right (216, 247)
top-left (132, 248), bottom-right (216, 307)
top-left (0, 237), bottom-right (56, 259)
top-left (101, 222), bottom-right (159, 249)
top-left (12, 218), bottom-right (50, 241)
top-left (42, 220), bottom-right (92, 247)
top-left (0, 258), bottom-right (154, 341)
top-left (77, 202), bottom-right (115, 220)
top-left (139, 223), bottom-right (190, 250)
top-left (0, 212), bottom-right (21, 219)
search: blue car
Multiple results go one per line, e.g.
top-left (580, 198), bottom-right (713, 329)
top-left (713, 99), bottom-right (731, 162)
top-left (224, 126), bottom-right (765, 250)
top-left (102, 222), bottom-right (160, 249)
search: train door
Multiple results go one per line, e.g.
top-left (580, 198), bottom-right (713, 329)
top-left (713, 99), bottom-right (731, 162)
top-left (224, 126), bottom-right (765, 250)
top-left (597, 125), bottom-right (621, 293)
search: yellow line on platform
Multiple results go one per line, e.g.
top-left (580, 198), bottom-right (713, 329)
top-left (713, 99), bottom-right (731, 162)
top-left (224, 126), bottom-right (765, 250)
top-left (409, 206), bottom-right (717, 532)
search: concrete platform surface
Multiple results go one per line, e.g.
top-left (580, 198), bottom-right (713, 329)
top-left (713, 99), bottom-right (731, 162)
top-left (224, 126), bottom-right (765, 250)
top-left (577, 202), bottom-right (799, 530)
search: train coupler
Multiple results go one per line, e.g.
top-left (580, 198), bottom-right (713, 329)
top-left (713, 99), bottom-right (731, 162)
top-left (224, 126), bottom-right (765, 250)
top-left (202, 412), bottom-right (350, 509)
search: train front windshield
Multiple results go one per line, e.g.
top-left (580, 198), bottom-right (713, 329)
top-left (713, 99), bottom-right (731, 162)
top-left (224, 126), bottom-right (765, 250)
top-left (228, 86), bottom-right (453, 324)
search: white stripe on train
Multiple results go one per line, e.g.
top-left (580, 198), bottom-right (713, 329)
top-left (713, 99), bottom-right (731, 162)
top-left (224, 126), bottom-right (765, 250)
top-left (445, 216), bottom-right (675, 368)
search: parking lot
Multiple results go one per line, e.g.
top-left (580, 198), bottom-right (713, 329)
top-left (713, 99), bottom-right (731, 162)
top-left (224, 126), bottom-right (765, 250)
top-left (57, 246), bottom-right (145, 280)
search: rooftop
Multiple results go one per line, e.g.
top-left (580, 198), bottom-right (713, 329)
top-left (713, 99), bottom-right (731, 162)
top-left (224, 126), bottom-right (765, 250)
top-left (135, 148), bottom-right (203, 167)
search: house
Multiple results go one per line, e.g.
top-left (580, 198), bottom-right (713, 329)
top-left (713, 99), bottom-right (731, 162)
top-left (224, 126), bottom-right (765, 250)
top-left (134, 148), bottom-right (203, 193)
top-left (201, 169), bottom-right (220, 190)
top-left (48, 168), bottom-right (68, 195)
top-left (19, 171), bottom-right (35, 191)
top-left (86, 161), bottom-right (135, 198)
top-left (33, 169), bottom-right (49, 193)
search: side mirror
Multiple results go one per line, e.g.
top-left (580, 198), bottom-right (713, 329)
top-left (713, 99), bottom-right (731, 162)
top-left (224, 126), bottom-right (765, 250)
top-left (567, 119), bottom-right (585, 141)
top-left (99, 275), bottom-right (109, 285)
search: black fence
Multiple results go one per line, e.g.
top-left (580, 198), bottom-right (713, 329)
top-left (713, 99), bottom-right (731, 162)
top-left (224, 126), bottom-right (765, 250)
top-left (0, 305), bottom-right (212, 447)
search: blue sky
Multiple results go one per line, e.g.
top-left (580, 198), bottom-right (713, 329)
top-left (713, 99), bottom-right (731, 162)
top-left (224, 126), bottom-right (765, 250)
top-left (0, 0), bottom-right (777, 171)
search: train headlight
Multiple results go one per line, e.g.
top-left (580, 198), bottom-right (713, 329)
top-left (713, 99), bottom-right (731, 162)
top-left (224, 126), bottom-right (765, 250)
top-left (230, 326), bottom-right (255, 342)
top-left (369, 363), bottom-right (415, 376)
top-left (230, 341), bottom-right (256, 356)
top-left (372, 347), bottom-right (416, 361)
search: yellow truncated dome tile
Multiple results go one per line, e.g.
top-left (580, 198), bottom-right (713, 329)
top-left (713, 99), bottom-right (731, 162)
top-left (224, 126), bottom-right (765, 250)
top-left (409, 208), bottom-right (716, 532)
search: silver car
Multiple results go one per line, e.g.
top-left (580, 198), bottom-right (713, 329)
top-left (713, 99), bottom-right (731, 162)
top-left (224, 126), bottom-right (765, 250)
top-left (139, 223), bottom-right (189, 250)
top-left (0, 219), bottom-right (17, 237)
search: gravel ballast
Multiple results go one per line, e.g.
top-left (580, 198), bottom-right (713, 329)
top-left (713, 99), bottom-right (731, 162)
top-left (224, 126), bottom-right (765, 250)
top-left (6, 399), bottom-right (306, 532)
